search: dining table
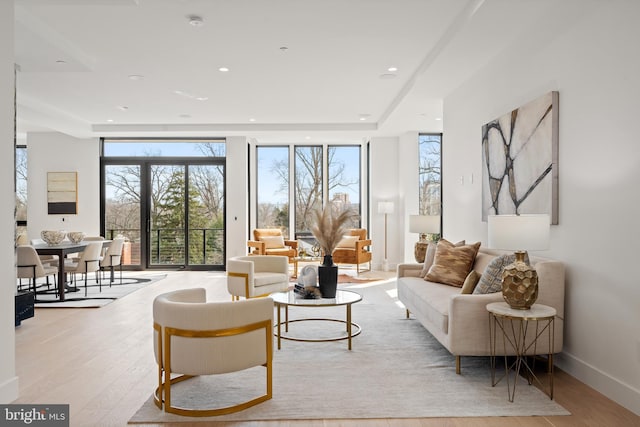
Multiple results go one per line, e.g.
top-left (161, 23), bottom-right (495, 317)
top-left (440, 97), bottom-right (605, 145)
top-left (33, 240), bottom-right (111, 301)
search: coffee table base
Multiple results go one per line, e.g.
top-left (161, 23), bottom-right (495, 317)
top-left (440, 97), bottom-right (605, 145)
top-left (275, 318), bottom-right (361, 344)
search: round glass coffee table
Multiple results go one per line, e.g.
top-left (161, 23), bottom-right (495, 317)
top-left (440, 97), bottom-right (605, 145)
top-left (269, 289), bottom-right (362, 350)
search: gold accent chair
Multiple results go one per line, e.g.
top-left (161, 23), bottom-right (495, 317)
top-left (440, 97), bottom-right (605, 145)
top-left (248, 228), bottom-right (298, 273)
top-left (153, 288), bottom-right (273, 417)
top-left (331, 228), bottom-right (372, 274)
top-left (227, 255), bottom-right (289, 300)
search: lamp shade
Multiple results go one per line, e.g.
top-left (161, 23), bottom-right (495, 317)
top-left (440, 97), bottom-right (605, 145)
top-left (377, 201), bottom-right (394, 214)
top-left (409, 215), bottom-right (440, 234)
top-left (487, 214), bottom-right (550, 251)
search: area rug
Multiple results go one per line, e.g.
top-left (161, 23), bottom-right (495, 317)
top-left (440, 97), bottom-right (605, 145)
top-left (129, 280), bottom-right (569, 423)
top-left (33, 274), bottom-right (166, 308)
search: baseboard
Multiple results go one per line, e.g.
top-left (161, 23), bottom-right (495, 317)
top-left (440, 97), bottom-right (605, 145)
top-left (556, 352), bottom-right (640, 416)
top-left (0, 376), bottom-right (19, 403)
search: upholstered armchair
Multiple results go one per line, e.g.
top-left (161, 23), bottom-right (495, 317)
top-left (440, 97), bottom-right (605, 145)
top-left (153, 288), bottom-right (273, 416)
top-left (227, 255), bottom-right (289, 299)
top-left (248, 228), bottom-right (298, 263)
top-left (331, 228), bottom-right (372, 274)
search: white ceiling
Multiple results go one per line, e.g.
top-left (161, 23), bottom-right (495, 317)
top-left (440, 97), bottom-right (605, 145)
top-left (13, 0), bottom-right (566, 143)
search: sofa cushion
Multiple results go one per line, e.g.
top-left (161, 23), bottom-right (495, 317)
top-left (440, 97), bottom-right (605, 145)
top-left (473, 252), bottom-right (530, 294)
top-left (397, 277), bottom-right (459, 334)
top-left (260, 235), bottom-right (285, 249)
top-left (419, 240), bottom-right (465, 278)
top-left (425, 240), bottom-right (481, 287)
top-left (254, 272), bottom-right (289, 287)
top-left (460, 270), bottom-right (480, 294)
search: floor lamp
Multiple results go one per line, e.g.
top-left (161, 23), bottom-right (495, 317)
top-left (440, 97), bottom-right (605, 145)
top-left (377, 201), bottom-right (394, 272)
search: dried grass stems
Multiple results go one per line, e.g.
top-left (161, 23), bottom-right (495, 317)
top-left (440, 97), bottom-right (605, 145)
top-left (311, 203), bottom-right (358, 255)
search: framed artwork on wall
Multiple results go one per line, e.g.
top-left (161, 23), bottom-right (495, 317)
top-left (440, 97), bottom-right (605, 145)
top-left (481, 91), bottom-right (559, 224)
top-left (47, 171), bottom-right (77, 214)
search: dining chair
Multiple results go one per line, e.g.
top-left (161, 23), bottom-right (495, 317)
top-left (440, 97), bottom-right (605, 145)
top-left (100, 237), bottom-right (125, 285)
top-left (64, 242), bottom-right (103, 296)
top-left (30, 238), bottom-right (60, 267)
top-left (17, 245), bottom-right (58, 296)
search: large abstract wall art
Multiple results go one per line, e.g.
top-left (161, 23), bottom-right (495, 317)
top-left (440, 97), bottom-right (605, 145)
top-left (481, 91), bottom-right (559, 224)
top-left (47, 171), bottom-right (78, 215)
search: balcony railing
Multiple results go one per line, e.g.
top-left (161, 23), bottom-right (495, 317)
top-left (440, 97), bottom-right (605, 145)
top-left (106, 227), bottom-right (224, 266)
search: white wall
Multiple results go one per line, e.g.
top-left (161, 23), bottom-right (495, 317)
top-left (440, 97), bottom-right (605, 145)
top-left (26, 132), bottom-right (100, 239)
top-left (0, 0), bottom-right (17, 404)
top-left (225, 136), bottom-right (249, 259)
top-left (369, 137), bottom-right (400, 271)
top-left (443, 2), bottom-right (640, 415)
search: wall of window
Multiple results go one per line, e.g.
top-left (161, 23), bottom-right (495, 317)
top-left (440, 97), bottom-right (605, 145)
top-left (255, 143), bottom-right (363, 248)
top-left (418, 134), bottom-right (442, 216)
top-left (15, 145), bottom-right (27, 238)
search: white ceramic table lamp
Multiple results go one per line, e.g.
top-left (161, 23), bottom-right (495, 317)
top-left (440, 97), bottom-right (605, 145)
top-left (409, 215), bottom-right (440, 263)
top-left (487, 214), bottom-right (550, 309)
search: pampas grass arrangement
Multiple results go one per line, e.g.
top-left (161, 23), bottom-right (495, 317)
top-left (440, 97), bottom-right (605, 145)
top-left (310, 202), bottom-right (358, 255)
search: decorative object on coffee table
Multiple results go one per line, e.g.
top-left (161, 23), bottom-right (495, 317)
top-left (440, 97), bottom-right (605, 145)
top-left (488, 214), bottom-right (550, 309)
top-left (310, 202), bottom-right (356, 298)
top-left (409, 214), bottom-right (440, 263)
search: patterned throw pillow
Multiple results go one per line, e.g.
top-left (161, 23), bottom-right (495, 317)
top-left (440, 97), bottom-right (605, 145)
top-left (425, 240), bottom-right (481, 287)
top-left (473, 252), bottom-right (530, 295)
top-left (419, 240), bottom-right (465, 278)
top-left (460, 270), bottom-right (480, 294)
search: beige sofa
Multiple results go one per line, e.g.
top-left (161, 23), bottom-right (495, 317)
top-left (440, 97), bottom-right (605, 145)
top-left (397, 247), bottom-right (564, 374)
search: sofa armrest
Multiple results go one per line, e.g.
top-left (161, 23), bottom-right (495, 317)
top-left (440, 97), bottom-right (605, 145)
top-left (397, 263), bottom-right (423, 278)
top-left (447, 292), bottom-right (504, 355)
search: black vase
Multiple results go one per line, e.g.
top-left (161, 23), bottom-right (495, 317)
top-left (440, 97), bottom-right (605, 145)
top-left (318, 255), bottom-right (338, 298)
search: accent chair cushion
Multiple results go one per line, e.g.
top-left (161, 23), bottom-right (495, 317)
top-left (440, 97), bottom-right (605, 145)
top-left (425, 240), bottom-right (481, 287)
top-left (260, 235), bottom-right (285, 249)
top-left (337, 235), bottom-right (359, 249)
top-left (460, 270), bottom-right (481, 294)
top-left (473, 252), bottom-right (530, 295)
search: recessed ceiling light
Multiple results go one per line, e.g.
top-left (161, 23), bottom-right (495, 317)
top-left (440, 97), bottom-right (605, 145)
top-left (379, 73), bottom-right (397, 79)
top-left (128, 74), bottom-right (144, 80)
top-left (435, 117), bottom-right (442, 121)
top-left (55, 60), bottom-right (67, 64)
top-left (187, 15), bottom-right (204, 27)
top-left (106, 119), bottom-right (114, 123)
top-left (249, 118), bottom-right (256, 122)
top-left (305, 136), bottom-right (311, 140)
top-left (279, 46), bottom-right (289, 52)
top-left (359, 114), bottom-right (371, 121)
top-left (195, 96), bottom-right (208, 101)
top-left (387, 67), bottom-right (398, 72)
top-left (218, 67), bottom-right (229, 72)
top-left (117, 106), bottom-right (129, 111)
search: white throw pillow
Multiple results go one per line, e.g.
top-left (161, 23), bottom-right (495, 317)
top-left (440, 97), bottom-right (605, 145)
top-left (337, 235), bottom-right (359, 249)
top-left (260, 235), bottom-right (285, 249)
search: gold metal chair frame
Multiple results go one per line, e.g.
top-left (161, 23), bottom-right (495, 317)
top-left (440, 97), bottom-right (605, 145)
top-left (153, 319), bottom-right (273, 417)
top-left (227, 271), bottom-right (272, 300)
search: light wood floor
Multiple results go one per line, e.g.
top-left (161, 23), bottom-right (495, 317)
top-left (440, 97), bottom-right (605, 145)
top-left (13, 270), bottom-right (640, 427)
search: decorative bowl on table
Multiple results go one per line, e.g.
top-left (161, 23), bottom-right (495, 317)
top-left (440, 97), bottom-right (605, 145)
top-left (67, 231), bottom-right (86, 244)
top-left (41, 230), bottom-right (66, 246)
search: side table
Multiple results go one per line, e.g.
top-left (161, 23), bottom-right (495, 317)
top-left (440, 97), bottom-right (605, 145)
top-left (487, 302), bottom-right (556, 402)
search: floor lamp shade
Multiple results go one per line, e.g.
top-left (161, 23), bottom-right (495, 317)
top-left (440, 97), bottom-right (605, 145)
top-left (409, 215), bottom-right (440, 263)
top-left (487, 214), bottom-right (550, 309)
top-left (377, 201), bottom-right (394, 215)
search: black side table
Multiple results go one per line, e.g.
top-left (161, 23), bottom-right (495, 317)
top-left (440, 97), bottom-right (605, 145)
top-left (15, 290), bottom-right (35, 326)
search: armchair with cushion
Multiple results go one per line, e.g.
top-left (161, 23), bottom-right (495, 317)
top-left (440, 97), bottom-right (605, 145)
top-left (153, 288), bottom-right (273, 416)
top-left (331, 228), bottom-right (372, 274)
top-left (227, 255), bottom-right (290, 299)
top-left (248, 228), bottom-right (298, 261)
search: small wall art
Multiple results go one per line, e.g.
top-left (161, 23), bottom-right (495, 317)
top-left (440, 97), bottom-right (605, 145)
top-left (481, 91), bottom-right (559, 224)
top-left (47, 171), bottom-right (77, 214)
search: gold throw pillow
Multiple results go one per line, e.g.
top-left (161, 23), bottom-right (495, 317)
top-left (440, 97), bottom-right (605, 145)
top-left (425, 240), bottom-right (481, 287)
